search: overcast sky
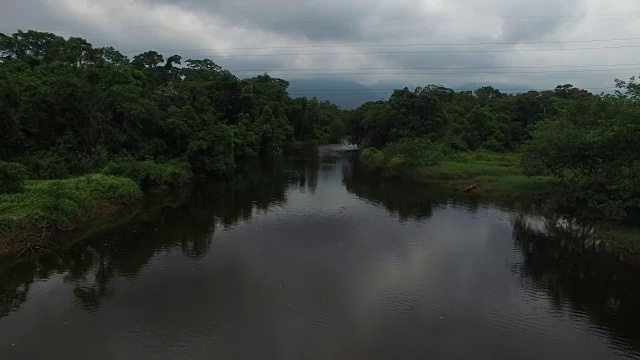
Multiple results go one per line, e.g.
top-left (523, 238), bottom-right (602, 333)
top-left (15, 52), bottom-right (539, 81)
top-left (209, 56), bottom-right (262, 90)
top-left (3, 0), bottom-right (640, 97)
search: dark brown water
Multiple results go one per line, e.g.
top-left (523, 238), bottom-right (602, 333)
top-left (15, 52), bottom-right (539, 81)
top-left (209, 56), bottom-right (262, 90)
top-left (2, 145), bottom-right (640, 359)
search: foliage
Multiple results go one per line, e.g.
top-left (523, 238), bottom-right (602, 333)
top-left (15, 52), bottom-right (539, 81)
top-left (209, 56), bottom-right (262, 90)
top-left (102, 158), bottom-right (191, 191)
top-left (346, 84), bottom-right (592, 151)
top-left (0, 30), bottom-right (347, 182)
top-left (20, 147), bottom-right (110, 179)
top-left (360, 138), bottom-right (445, 175)
top-left (360, 148), bottom-right (385, 169)
top-left (522, 92), bottom-right (640, 220)
top-left (3, 29), bottom-right (640, 222)
top-left (0, 161), bottom-right (29, 194)
top-left (186, 122), bottom-right (235, 175)
top-left (288, 97), bottom-right (345, 144)
top-left (348, 76), bottom-right (640, 221)
top-left (382, 138), bottom-right (446, 173)
top-left (0, 174), bottom-right (141, 243)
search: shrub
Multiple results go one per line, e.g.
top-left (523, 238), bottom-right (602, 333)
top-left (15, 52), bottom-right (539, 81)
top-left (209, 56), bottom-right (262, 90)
top-left (0, 161), bottom-right (29, 194)
top-left (187, 123), bottom-right (235, 175)
top-left (102, 158), bottom-right (191, 191)
top-left (521, 97), bottom-right (640, 220)
top-left (382, 137), bottom-right (445, 172)
top-left (23, 148), bottom-right (109, 179)
top-left (0, 174), bottom-right (141, 243)
top-left (360, 147), bottom-right (385, 169)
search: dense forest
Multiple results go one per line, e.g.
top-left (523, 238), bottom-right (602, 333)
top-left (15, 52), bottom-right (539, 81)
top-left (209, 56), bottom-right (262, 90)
top-left (345, 80), bottom-right (640, 221)
top-left (0, 30), bottom-right (345, 181)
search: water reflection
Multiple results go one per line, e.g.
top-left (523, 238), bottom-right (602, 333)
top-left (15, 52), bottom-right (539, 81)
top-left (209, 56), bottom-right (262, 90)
top-left (513, 215), bottom-right (640, 351)
top-left (0, 155), bottom-right (305, 317)
top-left (1, 146), bottom-right (640, 359)
top-left (343, 155), bottom-right (640, 354)
top-left (342, 155), bottom-right (451, 221)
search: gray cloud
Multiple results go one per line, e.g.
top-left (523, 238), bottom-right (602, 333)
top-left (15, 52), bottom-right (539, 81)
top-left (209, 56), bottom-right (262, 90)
top-left (2, 0), bottom-right (640, 107)
top-left (139, 0), bottom-right (379, 41)
top-left (499, 0), bottom-right (587, 42)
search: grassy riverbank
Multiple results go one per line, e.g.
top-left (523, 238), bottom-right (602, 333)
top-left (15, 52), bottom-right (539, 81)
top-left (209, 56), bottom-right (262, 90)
top-left (415, 152), bottom-right (554, 197)
top-left (0, 174), bottom-right (141, 255)
top-left (360, 148), bottom-right (640, 256)
top-left (361, 149), bottom-right (555, 199)
top-left (0, 159), bottom-right (193, 256)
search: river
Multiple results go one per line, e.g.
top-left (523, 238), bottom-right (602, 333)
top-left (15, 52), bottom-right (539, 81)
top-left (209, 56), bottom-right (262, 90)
top-left (1, 144), bottom-right (640, 359)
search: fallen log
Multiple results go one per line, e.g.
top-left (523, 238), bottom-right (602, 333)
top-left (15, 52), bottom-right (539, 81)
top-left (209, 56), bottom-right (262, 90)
top-left (463, 184), bottom-right (478, 193)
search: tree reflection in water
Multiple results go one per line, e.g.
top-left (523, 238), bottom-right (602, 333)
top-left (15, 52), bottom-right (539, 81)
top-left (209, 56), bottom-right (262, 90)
top-left (2, 148), bottom-right (640, 358)
top-left (341, 153), bottom-right (451, 222)
top-left (0, 154), bottom-right (308, 317)
top-left (513, 215), bottom-right (640, 350)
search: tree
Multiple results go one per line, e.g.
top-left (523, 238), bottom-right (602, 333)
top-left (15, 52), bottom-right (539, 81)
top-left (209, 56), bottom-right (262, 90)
top-left (132, 51), bottom-right (164, 69)
top-left (0, 29), bottom-right (347, 182)
top-left (522, 92), bottom-right (640, 219)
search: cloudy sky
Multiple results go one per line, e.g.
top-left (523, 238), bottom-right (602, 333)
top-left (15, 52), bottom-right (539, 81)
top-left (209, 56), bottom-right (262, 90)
top-left (3, 0), bottom-right (640, 105)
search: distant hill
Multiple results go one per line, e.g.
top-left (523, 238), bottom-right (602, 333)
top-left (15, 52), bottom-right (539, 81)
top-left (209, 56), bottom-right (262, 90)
top-left (285, 80), bottom-right (538, 109)
top-left (287, 79), bottom-right (387, 110)
top-left (456, 83), bottom-right (534, 93)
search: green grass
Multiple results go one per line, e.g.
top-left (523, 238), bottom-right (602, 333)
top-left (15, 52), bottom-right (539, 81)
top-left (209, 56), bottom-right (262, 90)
top-left (418, 161), bottom-right (521, 180)
top-left (361, 149), bottom-right (556, 198)
top-left (449, 151), bottom-right (521, 165)
top-left (0, 174), bottom-right (141, 254)
top-left (421, 152), bottom-right (555, 198)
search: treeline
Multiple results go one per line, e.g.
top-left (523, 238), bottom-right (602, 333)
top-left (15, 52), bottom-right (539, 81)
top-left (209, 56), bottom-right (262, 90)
top-left (346, 81), bottom-right (640, 220)
top-left (346, 84), bottom-right (594, 151)
top-left (0, 30), bottom-right (345, 183)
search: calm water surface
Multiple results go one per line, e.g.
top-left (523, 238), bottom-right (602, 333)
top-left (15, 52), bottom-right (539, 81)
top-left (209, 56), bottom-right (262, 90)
top-left (2, 145), bottom-right (640, 359)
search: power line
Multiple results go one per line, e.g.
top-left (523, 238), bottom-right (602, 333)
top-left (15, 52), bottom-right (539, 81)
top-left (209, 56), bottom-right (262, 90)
top-left (501, 9), bottom-right (640, 18)
top-left (164, 44), bottom-right (640, 58)
top-left (231, 68), bottom-right (640, 76)
top-left (163, 86), bottom-right (617, 93)
top-left (114, 37), bottom-right (640, 54)
top-left (287, 86), bottom-right (619, 93)
top-left (228, 62), bottom-right (640, 72)
top-left (5, 13), bottom-right (640, 36)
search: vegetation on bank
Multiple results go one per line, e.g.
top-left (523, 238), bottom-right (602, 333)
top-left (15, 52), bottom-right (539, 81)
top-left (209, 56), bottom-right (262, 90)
top-left (0, 157), bottom-right (191, 251)
top-left (360, 148), bottom-right (554, 198)
top-left (0, 30), bottom-right (348, 250)
top-left (0, 30), bottom-right (346, 180)
top-left (102, 158), bottom-right (192, 191)
top-left (347, 80), bottom-right (640, 222)
top-left (0, 174), bottom-right (140, 254)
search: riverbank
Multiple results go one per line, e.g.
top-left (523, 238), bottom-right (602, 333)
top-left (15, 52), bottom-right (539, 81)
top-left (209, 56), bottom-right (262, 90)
top-left (0, 174), bottom-right (141, 255)
top-left (0, 159), bottom-right (193, 256)
top-left (359, 149), bottom-right (640, 255)
top-left (360, 149), bottom-right (555, 199)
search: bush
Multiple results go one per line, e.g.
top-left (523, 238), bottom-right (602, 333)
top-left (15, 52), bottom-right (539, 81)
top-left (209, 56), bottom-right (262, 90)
top-left (102, 158), bottom-right (191, 191)
top-left (187, 123), bottom-right (235, 175)
top-left (360, 147), bottom-right (385, 169)
top-left (482, 138), bottom-right (506, 153)
top-left (0, 161), bottom-right (29, 194)
top-left (522, 97), bottom-right (640, 220)
top-left (382, 137), bottom-right (445, 172)
top-left (23, 148), bottom-right (109, 179)
top-left (0, 174), bottom-right (141, 244)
